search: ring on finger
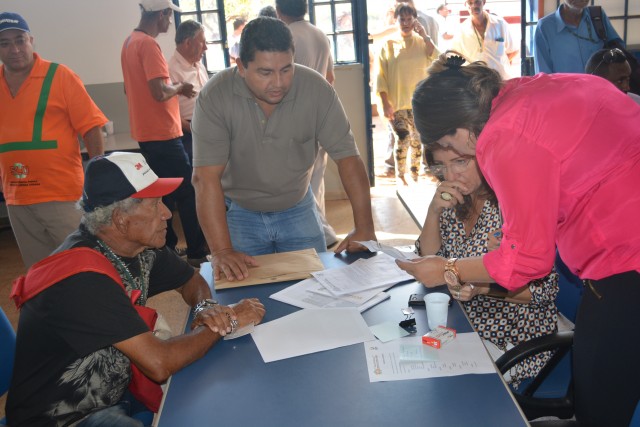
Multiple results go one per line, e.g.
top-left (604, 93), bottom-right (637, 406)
top-left (468, 283), bottom-right (475, 290)
top-left (456, 290), bottom-right (461, 299)
top-left (225, 313), bottom-right (238, 333)
top-left (440, 191), bottom-right (453, 201)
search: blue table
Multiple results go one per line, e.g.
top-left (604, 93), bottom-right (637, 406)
top-left (157, 252), bottom-right (527, 427)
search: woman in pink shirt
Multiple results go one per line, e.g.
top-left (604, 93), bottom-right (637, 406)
top-left (399, 53), bottom-right (640, 426)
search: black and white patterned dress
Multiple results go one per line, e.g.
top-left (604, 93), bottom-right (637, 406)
top-left (437, 200), bottom-right (559, 386)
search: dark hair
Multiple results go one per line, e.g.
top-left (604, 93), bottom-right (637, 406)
top-left (424, 147), bottom-right (497, 221)
top-left (233, 17), bottom-right (246, 31)
top-left (175, 19), bottom-right (204, 45)
top-left (585, 48), bottom-right (628, 77)
top-left (437, 4), bottom-right (448, 13)
top-left (394, 2), bottom-right (417, 18)
top-left (239, 17), bottom-right (294, 67)
top-left (275, 0), bottom-right (307, 18)
top-left (259, 5), bottom-right (278, 18)
top-left (412, 51), bottom-right (502, 149)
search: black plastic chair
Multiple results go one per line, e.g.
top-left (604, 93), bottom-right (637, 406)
top-left (494, 253), bottom-right (583, 424)
top-left (496, 331), bottom-right (575, 423)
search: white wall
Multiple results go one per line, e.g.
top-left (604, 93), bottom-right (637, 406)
top-left (327, 64), bottom-right (370, 200)
top-left (1, 0), bottom-right (177, 85)
top-left (1, 0), bottom-right (370, 199)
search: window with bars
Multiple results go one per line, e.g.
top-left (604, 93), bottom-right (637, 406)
top-left (311, 0), bottom-right (357, 63)
top-left (175, 0), bottom-right (358, 73)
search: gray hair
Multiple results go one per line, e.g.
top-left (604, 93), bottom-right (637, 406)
top-left (175, 19), bottom-right (204, 45)
top-left (77, 198), bottom-right (143, 235)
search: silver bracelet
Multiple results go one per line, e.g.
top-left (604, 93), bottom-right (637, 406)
top-left (193, 298), bottom-right (218, 315)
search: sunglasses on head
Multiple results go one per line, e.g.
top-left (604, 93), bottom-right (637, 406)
top-left (591, 48), bottom-right (626, 75)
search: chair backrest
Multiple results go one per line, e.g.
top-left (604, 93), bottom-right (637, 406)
top-left (0, 307), bottom-right (16, 396)
top-left (630, 400), bottom-right (640, 427)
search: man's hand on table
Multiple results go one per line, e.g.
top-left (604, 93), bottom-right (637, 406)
top-left (233, 298), bottom-right (266, 326)
top-left (334, 229), bottom-right (378, 254)
top-left (212, 248), bottom-right (259, 281)
top-left (191, 298), bottom-right (265, 336)
top-left (191, 302), bottom-right (236, 336)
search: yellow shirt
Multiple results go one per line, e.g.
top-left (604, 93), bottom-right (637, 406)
top-left (376, 33), bottom-right (438, 111)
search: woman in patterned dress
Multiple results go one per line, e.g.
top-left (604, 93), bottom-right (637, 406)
top-left (415, 146), bottom-right (558, 386)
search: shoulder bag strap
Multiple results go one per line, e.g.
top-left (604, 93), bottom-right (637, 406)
top-left (588, 6), bottom-right (608, 41)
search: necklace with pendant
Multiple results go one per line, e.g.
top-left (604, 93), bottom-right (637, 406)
top-left (96, 239), bottom-right (148, 305)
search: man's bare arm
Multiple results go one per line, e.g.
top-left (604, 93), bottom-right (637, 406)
top-left (148, 77), bottom-right (195, 102)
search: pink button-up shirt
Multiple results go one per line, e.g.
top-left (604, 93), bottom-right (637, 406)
top-left (478, 73), bottom-right (640, 290)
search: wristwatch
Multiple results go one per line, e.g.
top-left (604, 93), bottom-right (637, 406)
top-left (193, 298), bottom-right (218, 315)
top-left (443, 258), bottom-right (464, 287)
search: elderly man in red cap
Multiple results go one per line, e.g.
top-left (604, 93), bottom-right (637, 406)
top-left (7, 152), bottom-right (265, 426)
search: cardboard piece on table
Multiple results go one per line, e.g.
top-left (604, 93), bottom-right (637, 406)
top-left (214, 248), bottom-right (324, 290)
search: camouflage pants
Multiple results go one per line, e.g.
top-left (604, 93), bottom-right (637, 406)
top-left (390, 109), bottom-right (421, 177)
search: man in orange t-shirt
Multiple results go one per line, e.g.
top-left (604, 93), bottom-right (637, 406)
top-left (121, 0), bottom-right (207, 264)
top-left (0, 12), bottom-right (107, 268)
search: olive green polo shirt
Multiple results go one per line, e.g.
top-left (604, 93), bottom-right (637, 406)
top-left (191, 64), bottom-right (359, 212)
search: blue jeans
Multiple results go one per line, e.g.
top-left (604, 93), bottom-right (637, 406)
top-left (138, 138), bottom-right (207, 258)
top-left (77, 392), bottom-right (151, 427)
top-left (225, 189), bottom-right (326, 256)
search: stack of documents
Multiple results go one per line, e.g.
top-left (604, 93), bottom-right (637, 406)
top-left (270, 250), bottom-right (413, 312)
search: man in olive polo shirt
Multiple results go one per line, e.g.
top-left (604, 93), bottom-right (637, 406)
top-left (192, 17), bottom-right (377, 282)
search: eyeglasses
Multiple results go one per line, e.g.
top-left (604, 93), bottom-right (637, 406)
top-left (0, 35), bottom-right (29, 50)
top-left (591, 48), bottom-right (626, 75)
top-left (427, 157), bottom-right (473, 175)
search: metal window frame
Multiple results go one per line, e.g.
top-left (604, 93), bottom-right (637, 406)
top-left (521, 0), bottom-right (639, 76)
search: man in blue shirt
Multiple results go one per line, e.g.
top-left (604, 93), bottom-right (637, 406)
top-left (534, 0), bottom-right (622, 74)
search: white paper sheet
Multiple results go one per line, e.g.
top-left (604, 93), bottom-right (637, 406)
top-left (251, 308), bottom-right (375, 363)
top-left (312, 253), bottom-right (413, 296)
top-left (270, 278), bottom-right (390, 312)
top-left (364, 333), bottom-right (496, 382)
top-left (199, 261), bottom-right (214, 288)
top-left (356, 240), bottom-right (420, 260)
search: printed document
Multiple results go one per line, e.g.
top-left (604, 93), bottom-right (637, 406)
top-left (356, 241), bottom-right (420, 260)
top-left (312, 253), bottom-right (413, 296)
top-left (364, 333), bottom-right (495, 382)
top-left (270, 277), bottom-right (389, 312)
